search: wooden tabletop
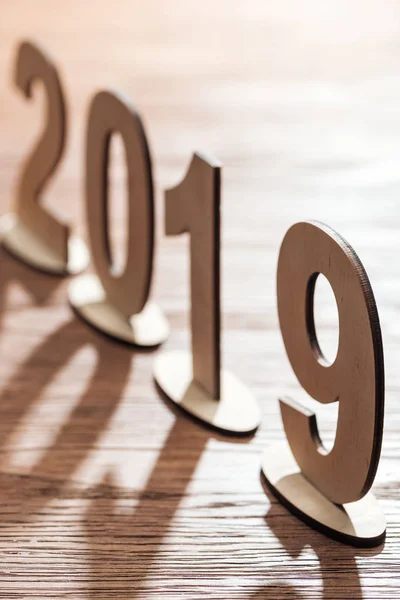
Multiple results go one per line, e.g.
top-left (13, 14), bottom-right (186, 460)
top-left (1, 1), bottom-right (400, 597)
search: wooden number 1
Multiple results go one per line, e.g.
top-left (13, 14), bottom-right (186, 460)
top-left (154, 153), bottom-right (260, 434)
top-left (0, 40), bottom-right (88, 275)
top-left (68, 90), bottom-right (169, 347)
top-left (165, 152), bottom-right (221, 398)
top-left (261, 220), bottom-right (386, 546)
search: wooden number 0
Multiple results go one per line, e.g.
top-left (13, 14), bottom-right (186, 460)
top-left (261, 220), bottom-right (386, 547)
top-left (68, 90), bottom-right (169, 347)
top-left (0, 40), bottom-right (88, 275)
top-left (154, 153), bottom-right (260, 434)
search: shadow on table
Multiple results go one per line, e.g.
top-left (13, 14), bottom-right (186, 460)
top-left (0, 316), bottom-right (132, 521)
top-left (0, 247), bottom-right (258, 599)
top-left (82, 392), bottom-right (256, 599)
top-left (255, 477), bottom-right (384, 600)
top-left (249, 585), bottom-right (303, 599)
top-left (0, 247), bottom-right (382, 600)
top-left (0, 245), bottom-right (63, 322)
top-left (0, 243), bottom-right (137, 517)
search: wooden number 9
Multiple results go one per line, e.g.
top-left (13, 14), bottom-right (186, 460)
top-left (278, 221), bottom-right (384, 504)
top-left (0, 40), bottom-right (88, 275)
top-left (262, 220), bottom-right (386, 546)
top-left (69, 90), bottom-right (169, 347)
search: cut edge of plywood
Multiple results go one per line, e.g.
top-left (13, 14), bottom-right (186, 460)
top-left (68, 272), bottom-right (169, 347)
top-left (0, 212), bottom-right (89, 275)
top-left (154, 350), bottom-right (261, 434)
top-left (261, 441), bottom-right (386, 548)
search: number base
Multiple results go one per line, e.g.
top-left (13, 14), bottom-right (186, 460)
top-left (68, 273), bottom-right (169, 347)
top-left (154, 350), bottom-right (261, 434)
top-left (261, 441), bottom-right (386, 547)
top-left (0, 213), bottom-right (89, 275)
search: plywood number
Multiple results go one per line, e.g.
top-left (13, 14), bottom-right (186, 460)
top-left (154, 153), bottom-right (260, 434)
top-left (68, 90), bottom-right (168, 347)
top-left (277, 221), bottom-right (384, 504)
top-left (15, 40), bottom-right (68, 261)
top-left (165, 152), bottom-right (221, 398)
top-left (261, 220), bottom-right (386, 546)
top-left (86, 90), bottom-right (154, 316)
top-left (0, 40), bottom-right (88, 275)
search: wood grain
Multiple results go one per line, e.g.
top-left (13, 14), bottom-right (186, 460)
top-left (1, 0), bottom-right (400, 597)
top-left (85, 89), bottom-right (154, 317)
top-left (165, 152), bottom-right (221, 399)
top-left (68, 89), bottom-right (169, 347)
top-left (154, 152), bottom-right (259, 435)
top-left (277, 221), bottom-right (384, 505)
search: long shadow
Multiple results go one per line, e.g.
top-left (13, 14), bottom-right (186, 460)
top-left (0, 247), bottom-right (263, 598)
top-left (83, 392), bottom-right (255, 598)
top-left (249, 585), bottom-right (303, 600)
top-left (257, 479), bottom-right (383, 599)
top-left (0, 246), bottom-right (62, 320)
top-left (0, 315), bottom-right (132, 525)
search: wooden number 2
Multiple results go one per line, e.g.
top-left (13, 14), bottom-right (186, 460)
top-left (0, 40), bottom-right (88, 275)
top-left (154, 153), bottom-right (260, 434)
top-left (277, 221), bottom-right (384, 505)
top-left (262, 220), bottom-right (385, 547)
top-left (69, 90), bottom-right (169, 347)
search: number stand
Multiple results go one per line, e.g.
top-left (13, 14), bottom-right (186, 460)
top-left (1, 41), bottom-right (89, 277)
top-left (69, 273), bottom-right (169, 347)
top-left (153, 152), bottom-right (260, 435)
top-left (263, 221), bottom-right (386, 547)
top-left (154, 351), bottom-right (260, 434)
top-left (261, 440), bottom-right (386, 547)
top-left (0, 213), bottom-right (89, 275)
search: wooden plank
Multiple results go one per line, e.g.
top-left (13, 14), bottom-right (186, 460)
top-left (0, 0), bottom-right (400, 597)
